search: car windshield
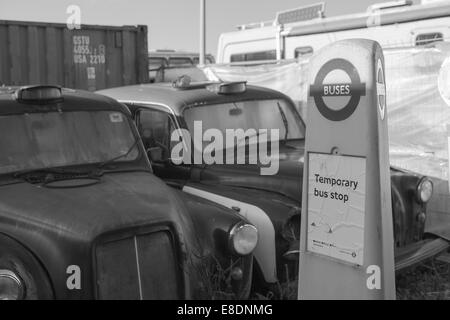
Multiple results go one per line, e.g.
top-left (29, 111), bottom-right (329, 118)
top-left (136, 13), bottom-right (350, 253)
top-left (0, 110), bottom-right (139, 175)
top-left (183, 99), bottom-right (305, 147)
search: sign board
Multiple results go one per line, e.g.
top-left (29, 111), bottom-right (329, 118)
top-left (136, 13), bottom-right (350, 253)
top-left (298, 39), bottom-right (396, 300)
top-left (307, 153), bottom-right (366, 265)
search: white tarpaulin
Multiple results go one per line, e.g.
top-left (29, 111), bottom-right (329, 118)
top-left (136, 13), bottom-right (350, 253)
top-left (202, 43), bottom-right (450, 183)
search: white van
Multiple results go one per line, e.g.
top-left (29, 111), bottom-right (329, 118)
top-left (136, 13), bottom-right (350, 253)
top-left (217, 0), bottom-right (450, 63)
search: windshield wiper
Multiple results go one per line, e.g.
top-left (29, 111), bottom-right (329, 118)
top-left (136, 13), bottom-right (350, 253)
top-left (236, 131), bottom-right (265, 144)
top-left (97, 138), bottom-right (140, 169)
top-left (14, 167), bottom-right (95, 178)
top-left (277, 102), bottom-right (289, 144)
top-left (13, 167), bottom-right (102, 184)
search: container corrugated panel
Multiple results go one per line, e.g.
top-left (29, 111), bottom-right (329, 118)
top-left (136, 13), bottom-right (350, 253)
top-left (0, 20), bottom-right (149, 91)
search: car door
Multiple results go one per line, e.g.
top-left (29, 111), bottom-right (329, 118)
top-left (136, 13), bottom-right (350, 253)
top-left (134, 106), bottom-right (191, 184)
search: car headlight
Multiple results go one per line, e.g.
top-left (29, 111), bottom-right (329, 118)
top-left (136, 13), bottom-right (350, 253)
top-left (417, 178), bottom-right (433, 203)
top-left (229, 223), bottom-right (258, 256)
top-left (0, 269), bottom-right (24, 300)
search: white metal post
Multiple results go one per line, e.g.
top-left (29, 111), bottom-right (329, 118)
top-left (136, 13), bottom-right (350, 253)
top-left (199, 0), bottom-right (206, 66)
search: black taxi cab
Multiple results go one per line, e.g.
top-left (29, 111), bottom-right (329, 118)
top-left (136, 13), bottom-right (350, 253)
top-left (0, 85), bottom-right (257, 300)
top-left (98, 79), bottom-right (449, 296)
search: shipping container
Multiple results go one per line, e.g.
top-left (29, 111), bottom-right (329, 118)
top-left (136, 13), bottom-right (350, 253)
top-left (0, 20), bottom-right (149, 91)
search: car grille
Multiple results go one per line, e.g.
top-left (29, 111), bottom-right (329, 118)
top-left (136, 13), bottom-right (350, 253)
top-left (95, 229), bottom-right (181, 300)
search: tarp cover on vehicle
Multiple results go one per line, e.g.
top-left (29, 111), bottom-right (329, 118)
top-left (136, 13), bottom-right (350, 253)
top-left (201, 43), bottom-right (450, 240)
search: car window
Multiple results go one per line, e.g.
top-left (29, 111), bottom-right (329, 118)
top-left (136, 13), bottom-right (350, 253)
top-left (168, 57), bottom-right (193, 67)
top-left (230, 50), bottom-right (277, 62)
top-left (415, 32), bottom-right (444, 46)
top-left (137, 109), bottom-right (176, 160)
top-left (295, 46), bottom-right (314, 58)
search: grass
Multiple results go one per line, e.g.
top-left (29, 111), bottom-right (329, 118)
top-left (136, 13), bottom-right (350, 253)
top-left (396, 257), bottom-right (450, 300)
top-left (274, 256), bottom-right (450, 300)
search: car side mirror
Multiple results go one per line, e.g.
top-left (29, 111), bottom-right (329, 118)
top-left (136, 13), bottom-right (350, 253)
top-left (147, 147), bottom-right (164, 163)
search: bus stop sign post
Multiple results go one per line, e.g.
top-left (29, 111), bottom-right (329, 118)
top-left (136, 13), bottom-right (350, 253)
top-left (298, 39), bottom-right (396, 299)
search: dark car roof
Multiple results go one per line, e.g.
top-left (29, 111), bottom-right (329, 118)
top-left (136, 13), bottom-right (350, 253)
top-left (0, 86), bottom-right (130, 115)
top-left (97, 83), bottom-right (293, 115)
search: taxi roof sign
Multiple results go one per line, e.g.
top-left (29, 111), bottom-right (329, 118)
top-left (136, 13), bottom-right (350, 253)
top-left (15, 85), bottom-right (63, 104)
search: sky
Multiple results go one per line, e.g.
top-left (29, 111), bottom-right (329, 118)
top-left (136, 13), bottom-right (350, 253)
top-left (0, 0), bottom-right (419, 56)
